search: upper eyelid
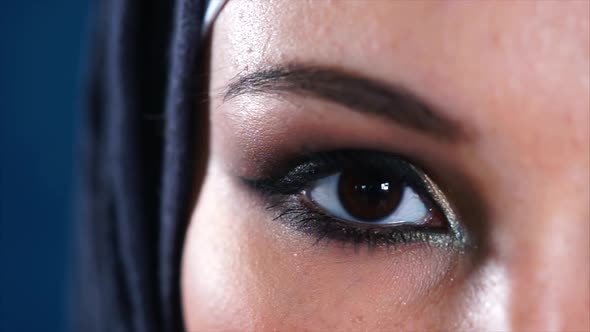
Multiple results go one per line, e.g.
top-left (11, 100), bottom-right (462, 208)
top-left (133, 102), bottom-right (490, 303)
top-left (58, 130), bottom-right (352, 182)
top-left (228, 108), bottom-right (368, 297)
top-left (243, 150), bottom-right (422, 192)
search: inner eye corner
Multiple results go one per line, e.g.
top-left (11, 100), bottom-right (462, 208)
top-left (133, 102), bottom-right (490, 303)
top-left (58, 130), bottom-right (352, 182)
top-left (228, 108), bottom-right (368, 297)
top-left (305, 166), bottom-right (449, 228)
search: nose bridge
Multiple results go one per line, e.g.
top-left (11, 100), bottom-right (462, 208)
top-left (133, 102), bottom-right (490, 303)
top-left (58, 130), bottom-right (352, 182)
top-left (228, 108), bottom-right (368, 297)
top-left (498, 188), bottom-right (590, 331)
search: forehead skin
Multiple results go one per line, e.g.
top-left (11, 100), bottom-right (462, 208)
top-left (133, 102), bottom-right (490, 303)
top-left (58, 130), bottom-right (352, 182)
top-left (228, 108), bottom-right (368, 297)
top-left (213, 1), bottom-right (589, 161)
top-left (183, 1), bottom-right (590, 331)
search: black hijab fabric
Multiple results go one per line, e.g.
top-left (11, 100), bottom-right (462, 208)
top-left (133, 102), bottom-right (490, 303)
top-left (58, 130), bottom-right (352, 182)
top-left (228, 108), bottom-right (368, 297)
top-left (77, 1), bottom-right (207, 331)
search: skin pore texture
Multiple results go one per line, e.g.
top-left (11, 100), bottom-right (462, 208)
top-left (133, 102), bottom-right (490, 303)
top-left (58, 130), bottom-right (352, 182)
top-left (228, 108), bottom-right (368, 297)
top-left (182, 2), bottom-right (590, 331)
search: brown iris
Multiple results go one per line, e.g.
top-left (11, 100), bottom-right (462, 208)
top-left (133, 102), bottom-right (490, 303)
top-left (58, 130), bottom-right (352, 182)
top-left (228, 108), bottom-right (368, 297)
top-left (337, 169), bottom-right (404, 222)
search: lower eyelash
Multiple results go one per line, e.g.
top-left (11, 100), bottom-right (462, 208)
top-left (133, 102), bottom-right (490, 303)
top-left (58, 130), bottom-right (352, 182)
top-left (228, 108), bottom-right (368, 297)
top-left (267, 195), bottom-right (460, 250)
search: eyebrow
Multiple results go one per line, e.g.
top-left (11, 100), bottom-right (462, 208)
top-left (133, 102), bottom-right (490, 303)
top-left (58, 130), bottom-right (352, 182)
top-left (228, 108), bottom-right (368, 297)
top-left (223, 64), bottom-right (465, 141)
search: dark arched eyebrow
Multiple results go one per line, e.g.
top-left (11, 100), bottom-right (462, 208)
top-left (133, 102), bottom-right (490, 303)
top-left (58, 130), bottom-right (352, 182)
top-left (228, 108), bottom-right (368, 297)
top-left (223, 64), bottom-right (466, 141)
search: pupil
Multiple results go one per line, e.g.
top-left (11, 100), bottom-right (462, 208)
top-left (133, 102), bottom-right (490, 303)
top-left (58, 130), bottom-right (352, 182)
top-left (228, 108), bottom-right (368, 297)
top-left (337, 169), bottom-right (403, 222)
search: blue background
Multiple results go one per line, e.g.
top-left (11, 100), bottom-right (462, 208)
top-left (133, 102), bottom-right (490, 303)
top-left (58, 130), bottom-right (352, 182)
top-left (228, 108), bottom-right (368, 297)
top-left (1, 2), bottom-right (90, 331)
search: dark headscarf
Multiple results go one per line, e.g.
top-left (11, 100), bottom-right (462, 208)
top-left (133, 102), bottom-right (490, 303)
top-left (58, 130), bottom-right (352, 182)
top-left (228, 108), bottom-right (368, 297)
top-left (76, 1), bottom-right (219, 331)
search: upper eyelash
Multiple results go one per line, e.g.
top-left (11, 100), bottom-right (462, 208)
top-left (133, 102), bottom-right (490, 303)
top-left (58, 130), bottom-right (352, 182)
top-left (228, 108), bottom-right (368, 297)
top-left (245, 150), bottom-right (420, 194)
top-left (243, 150), bottom-right (466, 249)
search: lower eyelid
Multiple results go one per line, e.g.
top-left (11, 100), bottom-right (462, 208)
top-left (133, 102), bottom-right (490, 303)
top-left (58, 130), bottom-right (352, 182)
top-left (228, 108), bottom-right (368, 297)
top-left (256, 190), bottom-right (458, 249)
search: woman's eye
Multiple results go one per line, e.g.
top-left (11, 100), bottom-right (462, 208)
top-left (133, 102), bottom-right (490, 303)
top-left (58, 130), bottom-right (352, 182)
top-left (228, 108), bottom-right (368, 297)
top-left (307, 169), bottom-right (432, 226)
top-left (243, 150), bottom-right (459, 247)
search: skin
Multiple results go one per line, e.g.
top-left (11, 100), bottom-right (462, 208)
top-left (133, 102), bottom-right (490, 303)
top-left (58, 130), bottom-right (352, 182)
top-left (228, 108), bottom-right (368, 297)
top-left (182, 1), bottom-right (590, 331)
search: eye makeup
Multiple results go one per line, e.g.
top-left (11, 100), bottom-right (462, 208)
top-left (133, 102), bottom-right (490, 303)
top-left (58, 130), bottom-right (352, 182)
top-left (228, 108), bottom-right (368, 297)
top-left (241, 149), bottom-right (467, 250)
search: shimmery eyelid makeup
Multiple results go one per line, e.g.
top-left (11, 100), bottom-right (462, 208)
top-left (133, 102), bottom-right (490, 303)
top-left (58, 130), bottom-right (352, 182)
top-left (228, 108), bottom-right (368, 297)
top-left (242, 150), bottom-right (468, 249)
top-left (412, 164), bottom-right (467, 246)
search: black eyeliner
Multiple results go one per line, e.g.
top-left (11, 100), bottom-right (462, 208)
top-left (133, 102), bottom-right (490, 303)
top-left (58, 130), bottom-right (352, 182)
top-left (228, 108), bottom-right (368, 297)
top-left (242, 150), bottom-right (465, 249)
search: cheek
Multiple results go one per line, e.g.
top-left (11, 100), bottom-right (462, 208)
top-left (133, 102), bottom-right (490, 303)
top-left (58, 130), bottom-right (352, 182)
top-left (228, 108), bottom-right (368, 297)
top-left (181, 166), bottom-right (257, 330)
top-left (181, 164), bottom-right (473, 331)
